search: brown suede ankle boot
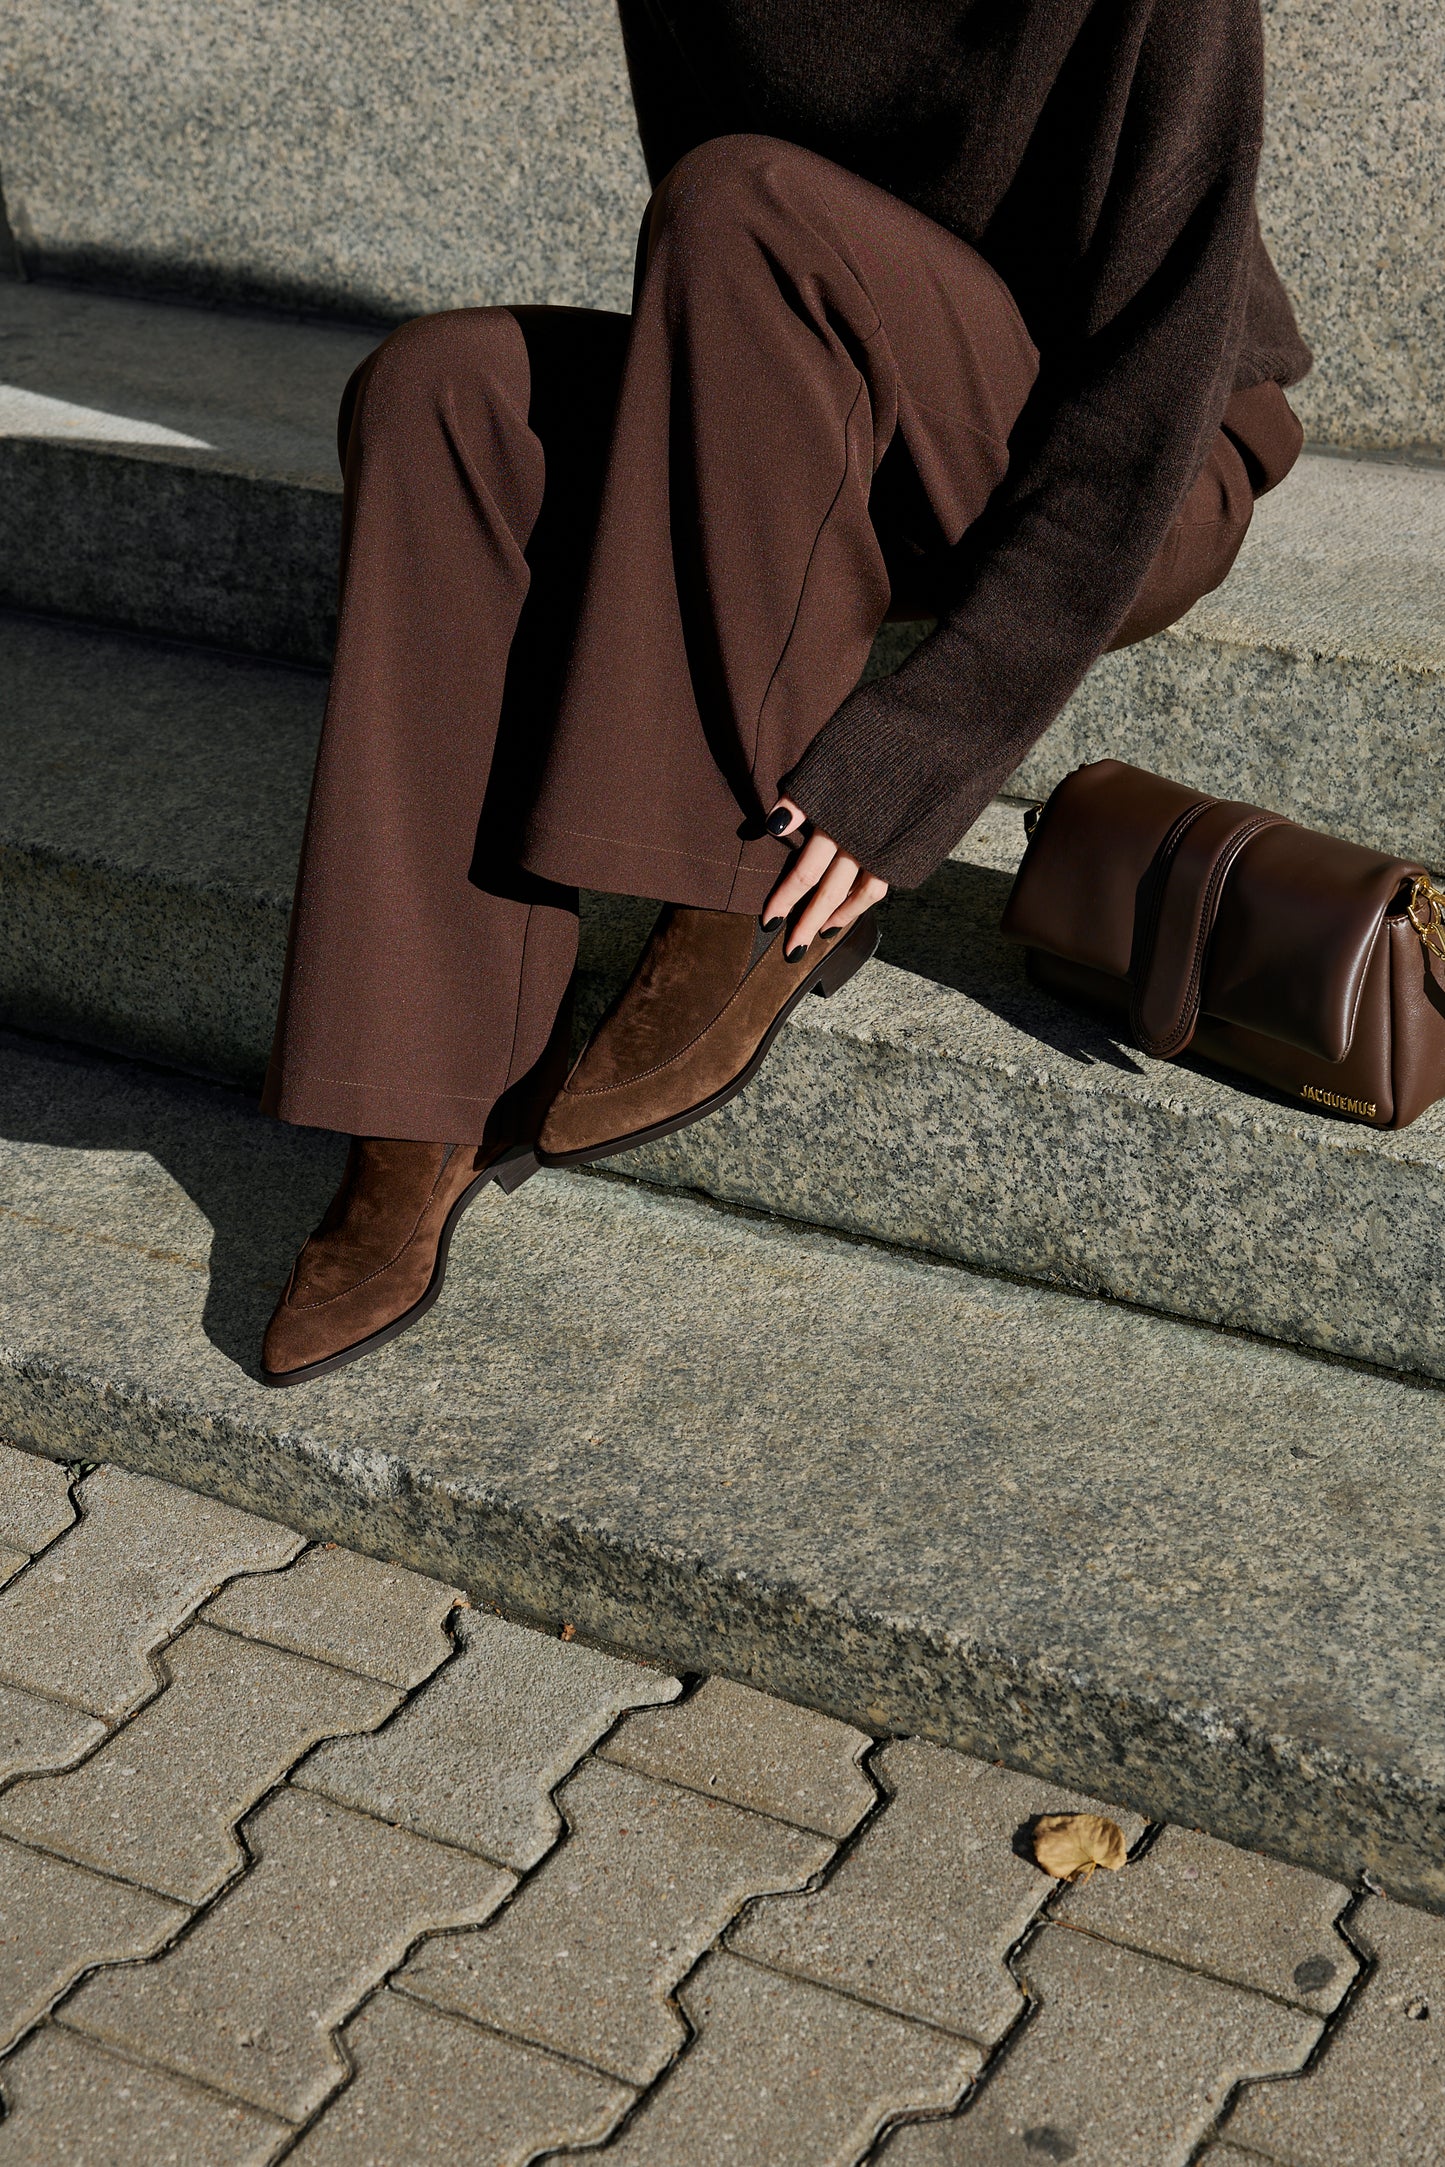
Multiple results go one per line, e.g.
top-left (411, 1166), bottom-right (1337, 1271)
top-left (261, 1136), bottom-right (536, 1386)
top-left (535, 904), bottom-right (879, 1169)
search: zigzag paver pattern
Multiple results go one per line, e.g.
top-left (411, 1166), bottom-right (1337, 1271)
top-left (0, 1448), bottom-right (1427, 2164)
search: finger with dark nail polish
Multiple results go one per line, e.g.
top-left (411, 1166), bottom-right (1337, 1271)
top-left (785, 944), bottom-right (807, 963)
top-left (765, 807), bottom-right (794, 836)
top-left (761, 915), bottom-right (783, 931)
top-left (819, 925), bottom-right (842, 939)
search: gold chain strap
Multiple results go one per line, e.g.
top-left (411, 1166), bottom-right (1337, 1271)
top-left (1408, 874), bottom-right (1445, 960)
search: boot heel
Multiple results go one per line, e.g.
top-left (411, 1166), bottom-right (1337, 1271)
top-left (492, 1145), bottom-right (540, 1194)
top-left (812, 916), bottom-right (881, 998)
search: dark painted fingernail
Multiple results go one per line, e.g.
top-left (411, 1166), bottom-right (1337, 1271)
top-left (765, 807), bottom-right (794, 836)
top-left (785, 944), bottom-right (807, 963)
top-left (761, 914), bottom-right (782, 931)
top-left (820, 925), bottom-right (842, 939)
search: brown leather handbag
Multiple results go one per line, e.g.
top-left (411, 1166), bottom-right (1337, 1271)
top-left (1000, 759), bottom-right (1445, 1129)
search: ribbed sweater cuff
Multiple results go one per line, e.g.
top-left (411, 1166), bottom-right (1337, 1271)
top-left (783, 676), bottom-right (998, 892)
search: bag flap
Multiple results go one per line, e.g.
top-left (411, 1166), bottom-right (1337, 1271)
top-left (1203, 822), bottom-right (1419, 1061)
top-left (1002, 761), bottom-right (1420, 1064)
top-left (1129, 799), bottom-right (1287, 1058)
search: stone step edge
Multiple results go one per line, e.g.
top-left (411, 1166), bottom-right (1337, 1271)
top-left (5, 431), bottom-right (1442, 680)
top-left (1, 1343), bottom-right (1433, 1917)
top-left (0, 832), bottom-right (289, 908)
top-left (9, 793), bottom-right (1445, 1390)
top-left (605, 920), bottom-right (1445, 1391)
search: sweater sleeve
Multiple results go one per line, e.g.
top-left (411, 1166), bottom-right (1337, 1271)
top-left (783, 0), bottom-right (1266, 890)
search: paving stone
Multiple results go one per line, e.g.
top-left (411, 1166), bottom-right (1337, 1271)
top-left (399, 1754), bottom-right (832, 2086)
top-left (596, 1947), bottom-right (975, 2165)
top-left (295, 1606), bottom-right (678, 1869)
top-left (0, 1622), bottom-right (398, 1902)
top-left (883, 1924), bottom-right (1320, 2166)
top-left (0, 1551), bottom-right (28, 1591)
top-left (601, 1675), bottom-right (875, 1837)
top-left (0, 1834), bottom-right (185, 2051)
top-left (0, 1680), bottom-right (103, 1784)
top-left (0, 1465), bottom-right (299, 1719)
top-left (0, 2025), bottom-right (288, 2164)
top-left (289, 1987), bottom-right (631, 2164)
top-left (1224, 1892), bottom-right (1445, 2165)
top-left (0, 1443), bottom-right (74, 1554)
top-left (1059, 1824), bottom-right (1357, 2013)
top-left (203, 1544), bottom-right (458, 1689)
top-left (731, 1740), bottom-right (1145, 2047)
top-left (61, 1786), bottom-right (512, 2122)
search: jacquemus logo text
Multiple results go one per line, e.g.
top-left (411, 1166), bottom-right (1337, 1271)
top-left (1300, 1084), bottom-right (1378, 1119)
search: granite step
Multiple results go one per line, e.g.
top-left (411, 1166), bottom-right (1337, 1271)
top-left (0, 281), bottom-right (377, 667)
top-left (876, 448), bottom-right (1445, 871)
top-left (0, 610), bottom-right (650, 1086)
top-left (6, 606), bottom-right (1445, 1386)
top-left (1, 0), bottom-right (1440, 450)
top-left (4, 1027), bottom-right (1445, 1911)
top-left (4, 280), bottom-right (1443, 867)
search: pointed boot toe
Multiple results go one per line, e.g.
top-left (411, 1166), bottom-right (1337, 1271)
top-left (260, 1137), bottom-right (536, 1386)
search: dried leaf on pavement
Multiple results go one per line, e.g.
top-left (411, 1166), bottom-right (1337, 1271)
top-left (1032, 1812), bottom-right (1128, 1883)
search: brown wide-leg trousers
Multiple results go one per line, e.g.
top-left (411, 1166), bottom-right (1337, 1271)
top-left (263, 133), bottom-right (1289, 1146)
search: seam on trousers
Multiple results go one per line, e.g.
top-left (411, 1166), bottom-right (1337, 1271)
top-left (738, 369), bottom-right (875, 894)
top-left (724, 861), bottom-right (779, 913)
top-left (500, 904), bottom-right (535, 1093)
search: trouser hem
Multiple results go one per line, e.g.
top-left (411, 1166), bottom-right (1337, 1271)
top-left (519, 827), bottom-right (783, 919)
top-left (261, 1072), bottom-right (509, 1146)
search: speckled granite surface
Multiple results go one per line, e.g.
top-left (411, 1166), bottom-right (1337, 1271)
top-left (622, 799), bottom-right (1445, 1385)
top-left (0, 1), bottom-right (1439, 445)
top-left (8, 611), bottom-right (1445, 1382)
top-left (0, 285), bottom-right (377, 662)
top-left (1011, 454), bottom-right (1445, 856)
top-left (0, 0), bottom-right (648, 318)
top-left (0, 285), bottom-right (380, 479)
top-left (3, 1032), bottom-right (1445, 1908)
top-left (0, 610), bottom-right (655, 1085)
top-left (1258, 0), bottom-right (1445, 453)
top-left (1188, 455), bottom-right (1445, 670)
top-left (0, 615), bottom-right (318, 1081)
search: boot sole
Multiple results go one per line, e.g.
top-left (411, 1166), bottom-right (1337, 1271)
top-left (260, 1141), bottom-right (539, 1388)
top-left (536, 913), bottom-right (881, 1172)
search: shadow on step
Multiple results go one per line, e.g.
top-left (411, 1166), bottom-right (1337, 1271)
top-left (877, 859), bottom-right (1146, 1073)
top-left (0, 1031), bottom-right (344, 1382)
top-left (0, 860), bottom-right (1148, 1389)
top-left (884, 861), bottom-right (1371, 1123)
top-left (579, 866), bottom-right (1148, 1074)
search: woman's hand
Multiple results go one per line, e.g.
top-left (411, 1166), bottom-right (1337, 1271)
top-left (761, 797), bottom-right (889, 954)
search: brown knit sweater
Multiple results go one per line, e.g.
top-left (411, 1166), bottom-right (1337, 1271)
top-left (617, 0), bottom-right (1312, 889)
